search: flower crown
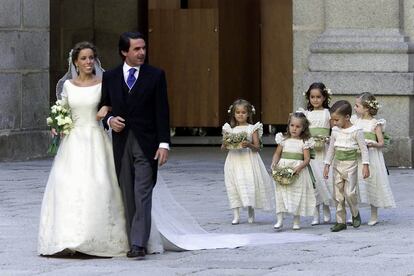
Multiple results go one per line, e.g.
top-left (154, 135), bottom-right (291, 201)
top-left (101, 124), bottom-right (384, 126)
top-left (227, 104), bottom-right (256, 114)
top-left (365, 99), bottom-right (381, 110)
top-left (302, 87), bottom-right (332, 96)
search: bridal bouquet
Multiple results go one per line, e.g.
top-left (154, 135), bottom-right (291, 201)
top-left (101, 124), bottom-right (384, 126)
top-left (312, 135), bottom-right (329, 151)
top-left (46, 100), bottom-right (73, 155)
top-left (272, 166), bottom-right (298, 185)
top-left (222, 131), bottom-right (248, 150)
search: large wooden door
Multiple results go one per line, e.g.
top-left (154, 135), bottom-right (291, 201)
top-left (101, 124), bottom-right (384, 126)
top-left (149, 8), bottom-right (220, 127)
top-left (261, 0), bottom-right (293, 124)
top-left (148, 0), bottom-right (261, 127)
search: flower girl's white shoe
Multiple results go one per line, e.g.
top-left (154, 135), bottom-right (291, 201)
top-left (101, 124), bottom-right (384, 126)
top-left (368, 205), bottom-right (378, 226)
top-left (232, 208), bottom-right (240, 225)
top-left (346, 213), bottom-right (353, 225)
top-left (323, 204), bottom-right (331, 223)
top-left (247, 207), bottom-right (255, 224)
top-left (293, 215), bottom-right (301, 230)
top-left (273, 213), bottom-right (283, 229)
top-left (311, 206), bottom-right (320, 226)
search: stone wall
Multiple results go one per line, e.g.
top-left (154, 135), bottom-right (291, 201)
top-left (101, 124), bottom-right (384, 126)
top-left (294, 0), bottom-right (414, 167)
top-left (0, 0), bottom-right (50, 160)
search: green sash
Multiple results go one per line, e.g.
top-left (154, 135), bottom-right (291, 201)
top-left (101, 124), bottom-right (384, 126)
top-left (364, 131), bottom-right (392, 147)
top-left (335, 149), bottom-right (358, 161)
top-left (281, 152), bottom-right (304, 160)
top-left (310, 127), bottom-right (330, 137)
top-left (281, 152), bottom-right (315, 188)
top-left (364, 132), bottom-right (377, 141)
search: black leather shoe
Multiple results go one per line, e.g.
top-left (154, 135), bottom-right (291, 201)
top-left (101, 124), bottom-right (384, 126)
top-left (330, 223), bottom-right (347, 232)
top-left (352, 212), bottom-right (361, 228)
top-left (127, 245), bottom-right (146, 259)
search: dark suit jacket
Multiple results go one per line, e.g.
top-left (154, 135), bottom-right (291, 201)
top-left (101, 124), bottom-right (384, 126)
top-left (100, 63), bottom-right (170, 182)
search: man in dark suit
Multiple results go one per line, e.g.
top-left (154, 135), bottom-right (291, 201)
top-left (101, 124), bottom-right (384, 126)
top-left (101, 31), bottom-right (170, 259)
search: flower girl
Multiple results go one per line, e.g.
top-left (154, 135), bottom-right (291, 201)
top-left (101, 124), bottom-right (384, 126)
top-left (271, 112), bottom-right (316, 230)
top-left (222, 99), bottom-right (274, 224)
top-left (302, 82), bottom-right (334, 225)
top-left (352, 92), bottom-right (396, 225)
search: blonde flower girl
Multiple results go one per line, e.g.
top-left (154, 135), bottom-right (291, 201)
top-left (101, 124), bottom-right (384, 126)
top-left (352, 92), bottom-right (396, 225)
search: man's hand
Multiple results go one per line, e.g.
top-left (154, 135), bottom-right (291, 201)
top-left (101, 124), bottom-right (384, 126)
top-left (154, 148), bottom-right (169, 166)
top-left (109, 116), bottom-right (125, 132)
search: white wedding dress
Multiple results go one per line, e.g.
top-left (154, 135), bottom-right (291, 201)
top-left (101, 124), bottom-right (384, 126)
top-left (38, 81), bottom-right (129, 256)
top-left (38, 80), bottom-right (325, 257)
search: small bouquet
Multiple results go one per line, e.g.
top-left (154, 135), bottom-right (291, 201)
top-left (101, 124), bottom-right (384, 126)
top-left (222, 131), bottom-right (248, 150)
top-left (312, 135), bottom-right (329, 151)
top-left (46, 100), bottom-right (73, 155)
top-left (383, 132), bottom-right (391, 147)
top-left (272, 166), bottom-right (298, 185)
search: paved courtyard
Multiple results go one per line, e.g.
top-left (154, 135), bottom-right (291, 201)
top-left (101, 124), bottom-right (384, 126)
top-left (0, 147), bottom-right (413, 275)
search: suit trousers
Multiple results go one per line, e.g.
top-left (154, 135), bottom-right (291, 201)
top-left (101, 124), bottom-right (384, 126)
top-left (332, 159), bottom-right (359, 224)
top-left (119, 131), bottom-right (153, 248)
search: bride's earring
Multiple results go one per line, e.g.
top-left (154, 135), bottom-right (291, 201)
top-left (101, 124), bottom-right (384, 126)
top-left (75, 65), bottom-right (79, 74)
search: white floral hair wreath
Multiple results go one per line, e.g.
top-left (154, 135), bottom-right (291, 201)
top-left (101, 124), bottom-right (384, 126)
top-left (227, 104), bottom-right (256, 114)
top-left (365, 99), bottom-right (381, 110)
top-left (227, 105), bottom-right (233, 114)
top-left (302, 87), bottom-right (332, 96)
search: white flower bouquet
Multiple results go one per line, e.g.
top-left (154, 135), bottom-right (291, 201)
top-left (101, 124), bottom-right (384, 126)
top-left (312, 135), bottom-right (329, 151)
top-left (46, 100), bottom-right (73, 155)
top-left (223, 131), bottom-right (248, 150)
top-left (272, 166), bottom-right (298, 185)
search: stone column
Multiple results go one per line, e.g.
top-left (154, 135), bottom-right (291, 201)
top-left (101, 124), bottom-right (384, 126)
top-left (0, 0), bottom-right (50, 160)
top-left (292, 0), bottom-right (325, 110)
top-left (302, 0), bottom-right (414, 167)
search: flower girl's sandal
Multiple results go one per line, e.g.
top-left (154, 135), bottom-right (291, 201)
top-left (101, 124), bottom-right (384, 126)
top-left (231, 218), bottom-right (240, 225)
top-left (367, 220), bottom-right (378, 226)
top-left (323, 205), bottom-right (331, 223)
top-left (293, 215), bottom-right (301, 230)
top-left (311, 206), bottom-right (320, 225)
top-left (273, 221), bottom-right (283, 230)
top-left (311, 217), bottom-right (320, 226)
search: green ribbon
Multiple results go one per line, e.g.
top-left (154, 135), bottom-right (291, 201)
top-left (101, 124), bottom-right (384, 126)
top-left (364, 132), bottom-right (377, 141)
top-left (335, 149), bottom-right (358, 161)
top-left (310, 127), bottom-right (330, 137)
top-left (281, 152), bottom-right (304, 160)
top-left (383, 132), bottom-right (391, 147)
top-left (307, 165), bottom-right (316, 189)
top-left (310, 148), bottom-right (316, 159)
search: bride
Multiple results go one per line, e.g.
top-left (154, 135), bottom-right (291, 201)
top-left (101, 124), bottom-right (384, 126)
top-left (38, 41), bottom-right (325, 258)
top-left (37, 42), bottom-right (129, 256)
